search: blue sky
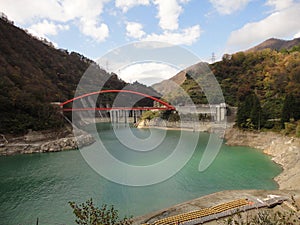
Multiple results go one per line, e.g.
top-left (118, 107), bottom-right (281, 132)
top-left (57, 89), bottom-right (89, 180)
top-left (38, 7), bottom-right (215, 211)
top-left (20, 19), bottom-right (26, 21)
top-left (1, 0), bottom-right (300, 84)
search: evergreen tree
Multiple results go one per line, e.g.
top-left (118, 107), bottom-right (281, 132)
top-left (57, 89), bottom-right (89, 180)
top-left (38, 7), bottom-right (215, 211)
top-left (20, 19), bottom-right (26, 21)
top-left (281, 94), bottom-right (300, 128)
top-left (250, 93), bottom-right (262, 129)
top-left (237, 100), bottom-right (249, 128)
top-left (281, 94), bottom-right (294, 128)
top-left (237, 93), bottom-right (262, 129)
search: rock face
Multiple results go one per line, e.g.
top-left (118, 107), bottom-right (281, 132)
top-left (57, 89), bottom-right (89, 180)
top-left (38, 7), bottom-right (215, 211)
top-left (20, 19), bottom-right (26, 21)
top-left (225, 128), bottom-right (300, 190)
top-left (0, 131), bottom-right (95, 156)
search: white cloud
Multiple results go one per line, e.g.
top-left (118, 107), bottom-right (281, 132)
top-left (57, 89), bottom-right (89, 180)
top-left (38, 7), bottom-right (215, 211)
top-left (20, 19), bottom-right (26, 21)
top-left (28, 20), bottom-right (69, 37)
top-left (61, 0), bottom-right (110, 42)
top-left (179, 0), bottom-right (190, 3)
top-left (209, 0), bottom-right (251, 15)
top-left (143, 25), bottom-right (201, 45)
top-left (227, 3), bottom-right (300, 50)
top-left (294, 31), bottom-right (300, 38)
top-left (119, 62), bottom-right (179, 85)
top-left (265, 0), bottom-right (294, 11)
top-left (123, 0), bottom-right (199, 46)
top-left (0, 0), bottom-right (109, 23)
top-left (126, 22), bottom-right (146, 38)
top-left (115, 0), bottom-right (150, 12)
top-left (153, 0), bottom-right (183, 31)
top-left (60, 0), bottom-right (107, 20)
top-left (0, 0), bottom-right (63, 24)
top-left (0, 0), bottom-right (110, 42)
top-left (79, 18), bottom-right (109, 42)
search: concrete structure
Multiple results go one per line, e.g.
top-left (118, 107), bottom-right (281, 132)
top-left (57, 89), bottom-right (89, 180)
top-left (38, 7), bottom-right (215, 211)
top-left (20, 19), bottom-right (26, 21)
top-left (176, 103), bottom-right (228, 122)
top-left (110, 109), bottom-right (143, 124)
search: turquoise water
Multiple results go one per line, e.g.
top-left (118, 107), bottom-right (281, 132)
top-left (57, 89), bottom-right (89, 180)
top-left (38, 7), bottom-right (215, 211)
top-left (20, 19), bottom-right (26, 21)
top-left (0, 124), bottom-right (281, 225)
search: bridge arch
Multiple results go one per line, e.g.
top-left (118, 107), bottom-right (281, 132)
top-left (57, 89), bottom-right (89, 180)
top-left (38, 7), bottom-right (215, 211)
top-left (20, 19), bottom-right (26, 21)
top-left (60, 89), bottom-right (175, 111)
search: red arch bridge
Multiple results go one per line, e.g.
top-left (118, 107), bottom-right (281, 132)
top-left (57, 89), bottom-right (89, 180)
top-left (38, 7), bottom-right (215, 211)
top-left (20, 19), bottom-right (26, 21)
top-left (58, 90), bottom-right (176, 123)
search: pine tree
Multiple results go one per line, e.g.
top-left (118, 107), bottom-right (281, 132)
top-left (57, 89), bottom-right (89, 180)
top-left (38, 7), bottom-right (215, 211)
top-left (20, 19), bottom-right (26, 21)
top-left (237, 93), bottom-right (262, 129)
top-left (281, 94), bottom-right (294, 128)
top-left (281, 94), bottom-right (300, 128)
top-left (250, 93), bottom-right (262, 129)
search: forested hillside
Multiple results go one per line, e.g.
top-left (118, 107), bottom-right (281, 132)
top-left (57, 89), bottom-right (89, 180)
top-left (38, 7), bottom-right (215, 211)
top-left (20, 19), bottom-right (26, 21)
top-left (0, 18), bottom-right (159, 134)
top-left (213, 47), bottom-right (300, 126)
top-left (2, 14), bottom-right (299, 134)
top-left (153, 41), bottom-right (300, 131)
top-left (0, 18), bottom-right (109, 133)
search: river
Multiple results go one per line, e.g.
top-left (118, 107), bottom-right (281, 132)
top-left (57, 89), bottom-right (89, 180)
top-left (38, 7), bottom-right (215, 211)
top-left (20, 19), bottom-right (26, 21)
top-left (0, 124), bottom-right (281, 225)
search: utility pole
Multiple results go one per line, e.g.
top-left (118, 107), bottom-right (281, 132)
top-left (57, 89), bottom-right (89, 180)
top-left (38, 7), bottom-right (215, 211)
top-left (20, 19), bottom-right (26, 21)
top-left (211, 52), bottom-right (216, 63)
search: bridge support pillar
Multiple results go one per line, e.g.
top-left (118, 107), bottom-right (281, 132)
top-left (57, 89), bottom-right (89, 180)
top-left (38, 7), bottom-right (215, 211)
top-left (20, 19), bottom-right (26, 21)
top-left (110, 110), bottom-right (114, 124)
top-left (117, 110), bottom-right (120, 123)
top-left (216, 103), bottom-right (226, 122)
top-left (124, 110), bottom-right (128, 125)
top-left (133, 110), bottom-right (137, 124)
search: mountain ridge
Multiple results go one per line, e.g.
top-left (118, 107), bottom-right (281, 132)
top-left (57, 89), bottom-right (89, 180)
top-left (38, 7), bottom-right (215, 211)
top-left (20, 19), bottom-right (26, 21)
top-left (151, 38), bottom-right (300, 129)
top-left (152, 37), bottom-right (300, 104)
top-left (246, 37), bottom-right (300, 52)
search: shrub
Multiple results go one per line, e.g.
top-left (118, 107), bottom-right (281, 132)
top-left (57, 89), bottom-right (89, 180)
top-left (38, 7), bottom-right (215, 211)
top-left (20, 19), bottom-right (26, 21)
top-left (69, 198), bottom-right (132, 225)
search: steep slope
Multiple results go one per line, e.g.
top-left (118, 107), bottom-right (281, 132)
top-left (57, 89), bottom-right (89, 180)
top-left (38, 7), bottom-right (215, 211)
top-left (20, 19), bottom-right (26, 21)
top-left (0, 17), bottom-right (162, 134)
top-left (0, 19), bottom-right (94, 103)
top-left (151, 62), bottom-right (210, 105)
top-left (152, 70), bottom-right (186, 96)
top-left (0, 18), bottom-right (127, 133)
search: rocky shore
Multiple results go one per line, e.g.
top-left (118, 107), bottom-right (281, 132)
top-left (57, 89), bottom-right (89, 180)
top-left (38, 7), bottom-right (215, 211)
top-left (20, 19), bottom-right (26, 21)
top-left (133, 127), bottom-right (300, 224)
top-left (225, 128), bottom-right (300, 190)
top-left (138, 120), bottom-right (300, 190)
top-left (0, 128), bottom-right (95, 156)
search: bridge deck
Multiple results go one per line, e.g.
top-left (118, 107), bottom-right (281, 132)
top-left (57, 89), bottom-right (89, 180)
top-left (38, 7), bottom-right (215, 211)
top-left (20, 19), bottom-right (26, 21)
top-left (62, 107), bottom-right (172, 111)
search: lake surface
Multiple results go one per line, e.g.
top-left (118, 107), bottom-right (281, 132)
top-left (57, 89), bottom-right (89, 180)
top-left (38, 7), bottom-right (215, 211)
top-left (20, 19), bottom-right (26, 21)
top-left (0, 124), bottom-right (281, 225)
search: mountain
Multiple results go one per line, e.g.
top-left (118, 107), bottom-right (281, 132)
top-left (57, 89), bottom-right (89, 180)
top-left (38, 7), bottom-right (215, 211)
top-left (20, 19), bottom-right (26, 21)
top-left (246, 37), bottom-right (300, 52)
top-left (152, 41), bottom-right (300, 127)
top-left (152, 62), bottom-right (210, 105)
top-left (152, 70), bottom-right (186, 96)
top-left (0, 17), bottom-right (159, 134)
